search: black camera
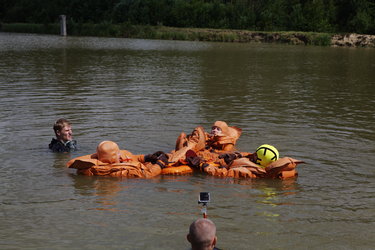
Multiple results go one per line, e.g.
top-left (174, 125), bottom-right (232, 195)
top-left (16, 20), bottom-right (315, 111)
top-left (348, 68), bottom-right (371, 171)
top-left (198, 192), bottom-right (210, 204)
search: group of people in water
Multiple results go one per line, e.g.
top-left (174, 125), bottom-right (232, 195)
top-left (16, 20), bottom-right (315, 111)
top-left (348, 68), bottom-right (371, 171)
top-left (50, 118), bottom-right (303, 180)
top-left (50, 118), bottom-right (304, 250)
top-left (50, 118), bottom-right (223, 249)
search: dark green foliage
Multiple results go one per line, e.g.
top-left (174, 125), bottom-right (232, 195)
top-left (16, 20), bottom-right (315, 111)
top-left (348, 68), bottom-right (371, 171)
top-left (0, 0), bottom-right (374, 34)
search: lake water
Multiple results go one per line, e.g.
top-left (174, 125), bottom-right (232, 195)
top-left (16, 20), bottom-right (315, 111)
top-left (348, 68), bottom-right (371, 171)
top-left (0, 32), bottom-right (374, 249)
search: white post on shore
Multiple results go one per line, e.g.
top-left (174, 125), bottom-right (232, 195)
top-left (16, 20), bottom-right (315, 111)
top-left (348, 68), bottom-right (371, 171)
top-left (59, 15), bottom-right (67, 36)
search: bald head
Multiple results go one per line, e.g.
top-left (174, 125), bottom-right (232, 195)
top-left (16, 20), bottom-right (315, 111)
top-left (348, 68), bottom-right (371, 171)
top-left (187, 218), bottom-right (217, 250)
top-left (96, 141), bottom-right (121, 164)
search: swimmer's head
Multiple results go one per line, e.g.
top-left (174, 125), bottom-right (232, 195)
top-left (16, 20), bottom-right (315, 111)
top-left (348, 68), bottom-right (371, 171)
top-left (211, 126), bottom-right (223, 136)
top-left (53, 118), bottom-right (73, 142)
top-left (211, 121), bottom-right (229, 136)
top-left (97, 141), bottom-right (121, 164)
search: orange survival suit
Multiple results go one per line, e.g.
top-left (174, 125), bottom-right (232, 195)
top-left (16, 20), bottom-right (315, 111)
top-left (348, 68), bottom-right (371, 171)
top-left (202, 152), bottom-right (304, 179)
top-left (67, 141), bottom-right (162, 178)
top-left (169, 121), bottom-right (242, 165)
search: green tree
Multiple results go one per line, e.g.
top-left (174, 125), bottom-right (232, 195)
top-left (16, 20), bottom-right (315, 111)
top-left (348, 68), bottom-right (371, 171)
top-left (258, 0), bottom-right (288, 31)
top-left (348, 0), bottom-right (375, 34)
top-left (303, 0), bottom-right (332, 32)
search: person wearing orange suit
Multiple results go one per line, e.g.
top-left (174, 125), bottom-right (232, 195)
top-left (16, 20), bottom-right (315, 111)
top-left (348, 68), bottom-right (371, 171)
top-left (67, 141), bottom-right (168, 178)
top-left (175, 121), bottom-right (242, 153)
top-left (215, 145), bottom-right (304, 179)
top-left (169, 121), bottom-right (242, 165)
top-left (205, 121), bottom-right (242, 152)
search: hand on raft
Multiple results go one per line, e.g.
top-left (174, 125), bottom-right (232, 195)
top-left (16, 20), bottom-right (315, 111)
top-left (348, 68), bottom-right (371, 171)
top-left (219, 152), bottom-right (243, 164)
top-left (144, 151), bottom-right (169, 168)
top-left (186, 156), bottom-right (202, 168)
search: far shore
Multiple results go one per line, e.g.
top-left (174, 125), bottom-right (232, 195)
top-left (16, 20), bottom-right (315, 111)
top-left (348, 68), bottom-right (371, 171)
top-left (1, 23), bottom-right (374, 48)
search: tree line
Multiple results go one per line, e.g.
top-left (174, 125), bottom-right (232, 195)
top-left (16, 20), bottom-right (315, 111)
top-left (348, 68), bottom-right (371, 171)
top-left (1, 0), bottom-right (374, 34)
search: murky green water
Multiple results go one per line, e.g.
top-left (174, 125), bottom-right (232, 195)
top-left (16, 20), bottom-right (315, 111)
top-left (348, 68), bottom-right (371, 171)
top-left (0, 32), bottom-right (374, 249)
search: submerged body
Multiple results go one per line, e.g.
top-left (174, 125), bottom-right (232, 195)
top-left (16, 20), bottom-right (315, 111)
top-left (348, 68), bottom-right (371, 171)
top-left (49, 138), bottom-right (77, 152)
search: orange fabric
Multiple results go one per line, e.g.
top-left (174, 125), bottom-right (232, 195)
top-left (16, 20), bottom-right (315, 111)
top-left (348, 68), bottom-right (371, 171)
top-left (67, 141), bottom-right (159, 178)
top-left (96, 141), bottom-right (121, 164)
top-left (66, 150), bottom-right (144, 169)
top-left (212, 121), bottom-right (242, 140)
top-left (229, 158), bottom-right (267, 176)
top-left (173, 122), bottom-right (242, 159)
top-left (221, 157), bottom-right (303, 179)
top-left (203, 164), bottom-right (228, 177)
top-left (196, 150), bottom-right (220, 163)
top-left (206, 121), bottom-right (242, 151)
top-left (175, 132), bottom-right (187, 151)
top-left (161, 165), bottom-right (193, 175)
top-left (67, 154), bottom-right (98, 170)
top-left (169, 126), bottom-right (206, 163)
top-left (279, 169), bottom-right (298, 179)
top-left (75, 162), bottom-right (161, 178)
top-left (265, 157), bottom-right (304, 178)
top-left (227, 167), bottom-right (257, 178)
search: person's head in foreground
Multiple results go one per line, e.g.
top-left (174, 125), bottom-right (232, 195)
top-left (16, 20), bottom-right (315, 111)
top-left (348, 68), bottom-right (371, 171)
top-left (187, 218), bottom-right (217, 250)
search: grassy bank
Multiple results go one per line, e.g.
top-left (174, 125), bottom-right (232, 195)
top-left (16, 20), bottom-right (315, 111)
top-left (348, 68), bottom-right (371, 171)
top-left (0, 22), bottom-right (335, 46)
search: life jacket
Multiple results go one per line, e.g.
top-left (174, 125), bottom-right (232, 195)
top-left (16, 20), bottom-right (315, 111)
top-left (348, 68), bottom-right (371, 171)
top-left (67, 149), bottom-right (161, 178)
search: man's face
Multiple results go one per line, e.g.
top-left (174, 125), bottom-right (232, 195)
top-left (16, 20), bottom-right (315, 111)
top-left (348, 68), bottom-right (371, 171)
top-left (211, 126), bottom-right (222, 136)
top-left (57, 125), bottom-right (73, 142)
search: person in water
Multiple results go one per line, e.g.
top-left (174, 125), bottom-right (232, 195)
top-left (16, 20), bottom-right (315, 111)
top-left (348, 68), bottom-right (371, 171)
top-left (67, 140), bottom-right (169, 178)
top-left (215, 144), bottom-right (303, 179)
top-left (219, 144), bottom-right (279, 167)
top-left (49, 118), bottom-right (77, 152)
top-left (205, 121), bottom-right (242, 151)
top-left (169, 121), bottom-right (242, 165)
top-left (187, 218), bottom-right (220, 250)
top-left (175, 121), bottom-right (242, 153)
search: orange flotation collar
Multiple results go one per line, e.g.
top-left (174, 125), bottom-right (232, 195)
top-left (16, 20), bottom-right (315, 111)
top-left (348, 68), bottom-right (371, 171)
top-left (161, 165), bottom-right (193, 175)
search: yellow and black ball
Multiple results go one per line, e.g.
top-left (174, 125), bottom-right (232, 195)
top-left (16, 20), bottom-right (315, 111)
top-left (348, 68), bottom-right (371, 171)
top-left (255, 144), bottom-right (279, 167)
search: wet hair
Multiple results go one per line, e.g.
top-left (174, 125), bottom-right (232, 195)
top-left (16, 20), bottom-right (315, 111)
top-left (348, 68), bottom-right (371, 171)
top-left (53, 118), bottom-right (71, 136)
top-left (188, 218), bottom-right (216, 249)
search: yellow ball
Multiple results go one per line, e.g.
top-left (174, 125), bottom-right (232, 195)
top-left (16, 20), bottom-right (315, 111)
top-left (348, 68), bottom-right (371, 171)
top-left (255, 144), bottom-right (279, 167)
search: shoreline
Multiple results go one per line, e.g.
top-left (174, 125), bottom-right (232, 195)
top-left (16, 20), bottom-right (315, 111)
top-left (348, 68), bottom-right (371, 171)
top-left (1, 23), bottom-right (374, 48)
